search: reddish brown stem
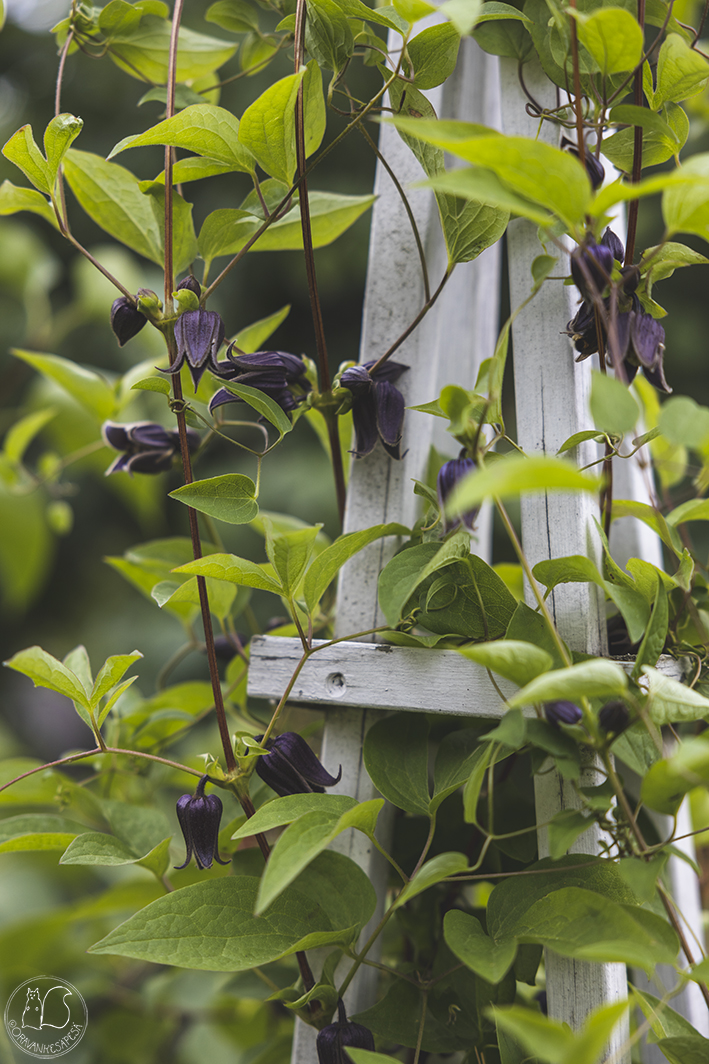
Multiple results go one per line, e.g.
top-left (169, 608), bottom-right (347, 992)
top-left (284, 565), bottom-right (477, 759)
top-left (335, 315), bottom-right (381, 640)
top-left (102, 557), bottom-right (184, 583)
top-left (625, 0), bottom-right (646, 266)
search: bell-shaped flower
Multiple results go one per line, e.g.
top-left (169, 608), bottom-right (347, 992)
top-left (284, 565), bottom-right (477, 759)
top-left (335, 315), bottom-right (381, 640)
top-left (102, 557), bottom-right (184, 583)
top-left (544, 700), bottom-right (582, 726)
top-left (437, 454), bottom-right (479, 532)
top-left (570, 228), bottom-right (621, 303)
top-left (164, 309), bottom-right (226, 390)
top-left (340, 359), bottom-right (408, 459)
top-left (316, 999), bottom-right (375, 1064)
top-left (254, 732), bottom-right (342, 797)
top-left (101, 420), bottom-right (199, 475)
top-left (175, 775), bottom-right (230, 870)
top-left (209, 349), bottom-right (310, 416)
top-left (110, 296), bottom-right (147, 346)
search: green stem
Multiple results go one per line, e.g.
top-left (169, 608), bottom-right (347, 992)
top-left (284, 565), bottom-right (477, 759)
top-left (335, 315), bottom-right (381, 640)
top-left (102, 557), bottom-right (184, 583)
top-left (0, 747), bottom-right (207, 797)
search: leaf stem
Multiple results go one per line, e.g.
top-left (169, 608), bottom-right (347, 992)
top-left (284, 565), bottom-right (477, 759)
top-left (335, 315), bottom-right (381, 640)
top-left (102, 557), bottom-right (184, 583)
top-left (367, 267), bottom-right (452, 374)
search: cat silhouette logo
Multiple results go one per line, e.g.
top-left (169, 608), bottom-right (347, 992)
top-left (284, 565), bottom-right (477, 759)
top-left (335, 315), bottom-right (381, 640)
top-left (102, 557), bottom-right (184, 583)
top-left (4, 977), bottom-right (87, 1058)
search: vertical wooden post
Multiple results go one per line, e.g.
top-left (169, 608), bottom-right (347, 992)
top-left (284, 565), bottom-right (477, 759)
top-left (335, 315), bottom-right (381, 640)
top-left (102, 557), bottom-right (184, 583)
top-left (499, 58), bottom-right (630, 1059)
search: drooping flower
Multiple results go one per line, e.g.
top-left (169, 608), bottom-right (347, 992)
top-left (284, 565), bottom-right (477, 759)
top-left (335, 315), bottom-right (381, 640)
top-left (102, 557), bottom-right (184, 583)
top-left (175, 775), bottom-right (230, 870)
top-left (110, 296), bottom-right (147, 346)
top-left (209, 349), bottom-right (310, 416)
top-left (163, 308), bottom-right (226, 390)
top-left (101, 421), bottom-right (199, 475)
top-left (598, 700), bottom-right (630, 736)
top-left (437, 454), bottom-right (479, 532)
top-left (544, 700), bottom-right (582, 726)
top-left (316, 999), bottom-right (375, 1064)
top-left (561, 136), bottom-right (605, 190)
top-left (565, 229), bottom-right (670, 392)
top-left (340, 359), bottom-right (408, 459)
top-left (254, 732), bottom-right (342, 797)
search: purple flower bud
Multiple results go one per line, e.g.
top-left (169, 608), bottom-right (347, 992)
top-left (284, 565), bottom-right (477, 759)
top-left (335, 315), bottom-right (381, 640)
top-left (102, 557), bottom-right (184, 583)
top-left (598, 700), bottom-right (630, 736)
top-left (110, 296), bottom-right (147, 346)
top-left (209, 350), bottom-right (310, 416)
top-left (254, 732), bottom-right (342, 797)
top-left (571, 241), bottom-right (615, 302)
top-left (601, 227), bottom-right (625, 264)
top-left (164, 309), bottom-right (226, 390)
top-left (437, 455), bottom-right (478, 531)
top-left (175, 775), bottom-right (230, 870)
top-left (544, 701), bottom-right (582, 726)
top-left (316, 999), bottom-right (375, 1064)
top-left (101, 420), bottom-right (199, 475)
top-left (176, 275), bottom-right (201, 297)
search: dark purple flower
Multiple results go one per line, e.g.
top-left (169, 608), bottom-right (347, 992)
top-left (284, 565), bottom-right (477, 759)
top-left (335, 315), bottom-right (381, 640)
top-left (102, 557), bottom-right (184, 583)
top-left (598, 700), bottom-right (630, 736)
top-left (110, 296), bottom-right (147, 346)
top-left (316, 999), bottom-right (375, 1064)
top-left (561, 137), bottom-right (605, 190)
top-left (163, 309), bottom-right (226, 390)
top-left (544, 701), bottom-right (582, 726)
top-left (208, 633), bottom-right (248, 663)
top-left (175, 775), bottom-right (230, 870)
top-left (570, 236), bottom-right (615, 303)
top-left (101, 420), bottom-right (199, 475)
top-left (340, 359), bottom-right (408, 460)
top-left (254, 732), bottom-right (342, 797)
top-left (209, 349), bottom-right (310, 416)
top-left (437, 455), bottom-right (478, 531)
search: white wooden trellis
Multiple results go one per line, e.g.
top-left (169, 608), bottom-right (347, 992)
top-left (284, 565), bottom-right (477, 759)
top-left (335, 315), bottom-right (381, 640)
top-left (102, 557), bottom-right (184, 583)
top-left (247, 31), bottom-right (708, 1064)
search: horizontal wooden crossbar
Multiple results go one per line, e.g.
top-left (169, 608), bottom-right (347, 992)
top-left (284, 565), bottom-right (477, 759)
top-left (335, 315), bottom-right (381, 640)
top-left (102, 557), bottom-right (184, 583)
top-left (246, 635), bottom-right (683, 717)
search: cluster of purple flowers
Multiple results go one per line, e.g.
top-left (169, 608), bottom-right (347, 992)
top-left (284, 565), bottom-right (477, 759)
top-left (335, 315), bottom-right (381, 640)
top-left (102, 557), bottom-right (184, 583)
top-left (101, 421), bottom-right (199, 475)
top-left (565, 228), bottom-right (670, 392)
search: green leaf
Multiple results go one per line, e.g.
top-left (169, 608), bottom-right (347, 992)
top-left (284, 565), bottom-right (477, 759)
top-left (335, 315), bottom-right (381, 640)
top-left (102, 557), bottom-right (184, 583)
top-left (641, 736), bottom-right (709, 814)
top-left (63, 149), bottom-right (162, 265)
top-left (4, 645), bottom-right (90, 706)
top-left (89, 851), bottom-right (376, 966)
top-left (136, 836), bottom-right (172, 879)
top-left (91, 650), bottom-right (142, 707)
top-left (394, 851), bottom-right (468, 908)
top-left (631, 582), bottom-right (668, 679)
top-left (666, 497), bottom-right (709, 525)
top-left (174, 552), bottom-right (283, 593)
top-left (217, 381), bottom-right (293, 439)
top-left (547, 809), bottom-right (593, 859)
top-left (394, 0), bottom-right (436, 22)
top-left (432, 730), bottom-right (488, 812)
top-left (363, 712), bottom-right (430, 815)
top-left (131, 375), bottom-right (171, 395)
top-left (658, 395), bottom-right (709, 449)
top-left (153, 575), bottom-right (236, 622)
top-left (109, 104), bottom-right (254, 173)
top-left (306, 0), bottom-right (354, 71)
top-left (377, 533), bottom-right (470, 627)
top-left (443, 910), bottom-right (517, 982)
top-left (463, 743), bottom-right (495, 822)
top-left (256, 810), bottom-right (341, 912)
top-left (656, 33), bottom-right (709, 105)
top-left (109, 16), bottom-right (237, 83)
top-left (60, 831), bottom-right (146, 865)
top-left (643, 665), bottom-right (709, 725)
top-left (576, 8), bottom-right (643, 76)
top-left (231, 793), bottom-right (357, 838)
top-left (303, 60), bottom-right (326, 157)
top-left (332, 0), bottom-right (402, 30)
top-left (457, 640), bottom-right (553, 687)
top-left (12, 349), bottom-right (116, 421)
top-left (0, 814), bottom-right (85, 853)
top-left (391, 120), bottom-right (591, 230)
top-left (303, 522), bottom-right (408, 613)
top-left (238, 70), bottom-right (304, 186)
top-left (0, 180), bottom-right (58, 227)
top-left (231, 304), bottom-right (290, 353)
top-left (206, 0), bottom-right (259, 32)
top-left (507, 660), bottom-right (627, 708)
top-left (43, 112), bottom-right (83, 184)
top-left (264, 520), bottom-right (322, 595)
top-left (656, 1035), bottom-right (709, 1064)
top-left (408, 22), bottom-right (460, 89)
top-left (139, 180), bottom-right (197, 275)
top-left (663, 153), bottom-right (709, 239)
top-left (4, 408), bottom-right (57, 465)
top-left (169, 474), bottom-right (259, 525)
top-left (590, 371), bottom-right (640, 436)
top-left (447, 455), bottom-right (601, 515)
top-left (2, 124), bottom-right (51, 194)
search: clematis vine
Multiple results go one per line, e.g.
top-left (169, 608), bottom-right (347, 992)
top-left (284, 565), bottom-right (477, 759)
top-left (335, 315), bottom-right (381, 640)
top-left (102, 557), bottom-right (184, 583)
top-left (339, 359), bottom-right (408, 459)
top-left (163, 308), bottom-right (226, 390)
top-left (101, 421), bottom-right (199, 475)
top-left (566, 229), bottom-right (670, 392)
top-left (254, 732), bottom-right (342, 797)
